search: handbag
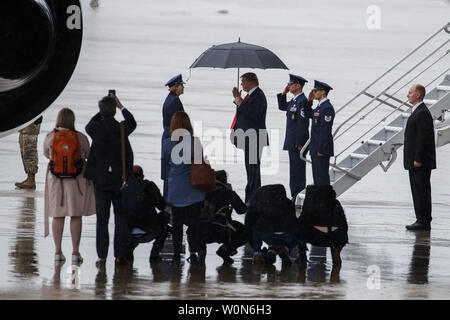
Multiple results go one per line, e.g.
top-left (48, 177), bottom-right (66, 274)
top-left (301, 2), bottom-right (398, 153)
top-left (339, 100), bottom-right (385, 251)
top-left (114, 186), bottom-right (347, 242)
top-left (190, 136), bottom-right (216, 192)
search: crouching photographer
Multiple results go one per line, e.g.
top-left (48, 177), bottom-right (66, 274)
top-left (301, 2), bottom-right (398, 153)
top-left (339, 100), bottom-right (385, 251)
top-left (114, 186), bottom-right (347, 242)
top-left (296, 185), bottom-right (349, 267)
top-left (245, 184), bottom-right (299, 265)
top-left (121, 165), bottom-right (171, 263)
top-left (198, 170), bottom-right (248, 265)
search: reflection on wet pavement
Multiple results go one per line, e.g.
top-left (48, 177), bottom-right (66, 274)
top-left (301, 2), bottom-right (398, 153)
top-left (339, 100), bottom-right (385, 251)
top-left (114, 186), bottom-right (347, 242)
top-left (408, 232), bottom-right (431, 285)
top-left (9, 197), bottom-right (39, 278)
top-left (1, 194), bottom-right (450, 299)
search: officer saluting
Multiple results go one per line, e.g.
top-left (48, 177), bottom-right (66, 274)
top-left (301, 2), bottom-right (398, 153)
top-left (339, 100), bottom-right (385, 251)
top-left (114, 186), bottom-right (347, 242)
top-left (277, 74), bottom-right (310, 202)
top-left (305, 80), bottom-right (335, 185)
top-left (161, 74), bottom-right (185, 198)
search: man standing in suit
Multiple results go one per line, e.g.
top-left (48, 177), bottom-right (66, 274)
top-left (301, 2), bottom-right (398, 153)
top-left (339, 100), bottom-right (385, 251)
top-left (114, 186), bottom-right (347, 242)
top-left (85, 94), bottom-right (137, 265)
top-left (277, 74), bottom-right (310, 202)
top-left (161, 74), bottom-right (185, 198)
top-left (404, 84), bottom-right (436, 231)
top-left (231, 73), bottom-right (268, 203)
top-left (305, 80), bottom-right (335, 185)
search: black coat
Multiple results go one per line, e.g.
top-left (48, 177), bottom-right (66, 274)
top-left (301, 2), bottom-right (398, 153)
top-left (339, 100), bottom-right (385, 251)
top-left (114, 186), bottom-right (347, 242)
top-left (231, 87), bottom-right (269, 150)
top-left (403, 103), bottom-right (436, 170)
top-left (245, 184), bottom-right (298, 235)
top-left (84, 108), bottom-right (137, 186)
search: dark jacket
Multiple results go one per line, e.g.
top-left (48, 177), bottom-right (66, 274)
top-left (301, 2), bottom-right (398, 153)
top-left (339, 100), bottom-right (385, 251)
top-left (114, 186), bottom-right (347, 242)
top-left (403, 103), bottom-right (436, 170)
top-left (245, 184), bottom-right (298, 235)
top-left (203, 181), bottom-right (247, 221)
top-left (84, 108), bottom-right (137, 186)
top-left (304, 99), bottom-right (335, 156)
top-left (122, 178), bottom-right (166, 232)
top-left (231, 87), bottom-right (269, 150)
top-left (277, 92), bottom-right (310, 150)
top-left (161, 92), bottom-right (184, 180)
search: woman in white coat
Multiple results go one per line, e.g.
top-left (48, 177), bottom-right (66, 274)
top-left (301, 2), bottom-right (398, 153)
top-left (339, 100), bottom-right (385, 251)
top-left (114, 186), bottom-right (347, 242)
top-left (44, 108), bottom-right (96, 264)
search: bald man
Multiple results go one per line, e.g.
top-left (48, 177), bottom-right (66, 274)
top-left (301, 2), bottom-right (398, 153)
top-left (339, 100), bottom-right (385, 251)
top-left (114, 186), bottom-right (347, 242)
top-left (404, 84), bottom-right (436, 231)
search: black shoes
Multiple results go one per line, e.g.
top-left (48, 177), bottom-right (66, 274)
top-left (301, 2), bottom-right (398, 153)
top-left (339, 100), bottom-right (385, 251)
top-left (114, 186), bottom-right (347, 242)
top-left (216, 246), bottom-right (234, 265)
top-left (406, 221), bottom-right (431, 231)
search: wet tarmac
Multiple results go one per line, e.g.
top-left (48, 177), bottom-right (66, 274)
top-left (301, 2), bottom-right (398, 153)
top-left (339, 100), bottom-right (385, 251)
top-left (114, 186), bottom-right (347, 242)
top-left (1, 194), bottom-right (450, 299)
top-left (1, 0), bottom-right (450, 299)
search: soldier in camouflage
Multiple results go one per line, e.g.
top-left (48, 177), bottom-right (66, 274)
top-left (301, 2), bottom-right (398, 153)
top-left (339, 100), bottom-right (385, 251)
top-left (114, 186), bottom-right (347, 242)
top-left (15, 116), bottom-right (43, 190)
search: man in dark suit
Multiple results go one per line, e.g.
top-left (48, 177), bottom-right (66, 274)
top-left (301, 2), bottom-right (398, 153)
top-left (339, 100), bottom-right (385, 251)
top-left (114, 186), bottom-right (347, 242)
top-left (277, 74), bottom-right (310, 202)
top-left (404, 84), bottom-right (436, 231)
top-left (231, 73), bottom-right (268, 203)
top-left (85, 94), bottom-right (137, 265)
top-left (161, 74), bottom-right (185, 198)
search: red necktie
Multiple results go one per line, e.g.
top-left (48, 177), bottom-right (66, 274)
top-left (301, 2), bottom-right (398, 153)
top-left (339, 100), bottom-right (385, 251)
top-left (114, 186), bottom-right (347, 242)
top-left (231, 94), bottom-right (249, 129)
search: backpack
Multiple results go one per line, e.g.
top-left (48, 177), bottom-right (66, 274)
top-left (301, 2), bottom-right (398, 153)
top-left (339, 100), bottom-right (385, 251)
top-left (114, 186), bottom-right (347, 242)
top-left (300, 185), bottom-right (346, 227)
top-left (49, 130), bottom-right (84, 178)
top-left (199, 194), bottom-right (231, 224)
top-left (253, 184), bottom-right (297, 234)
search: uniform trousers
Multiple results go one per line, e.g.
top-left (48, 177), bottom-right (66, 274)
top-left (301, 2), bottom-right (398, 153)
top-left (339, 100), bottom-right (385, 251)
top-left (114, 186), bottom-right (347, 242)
top-left (311, 155), bottom-right (330, 186)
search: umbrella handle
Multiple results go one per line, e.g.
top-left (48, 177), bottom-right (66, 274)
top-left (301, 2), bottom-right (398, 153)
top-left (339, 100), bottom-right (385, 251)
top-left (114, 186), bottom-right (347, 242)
top-left (237, 68), bottom-right (240, 90)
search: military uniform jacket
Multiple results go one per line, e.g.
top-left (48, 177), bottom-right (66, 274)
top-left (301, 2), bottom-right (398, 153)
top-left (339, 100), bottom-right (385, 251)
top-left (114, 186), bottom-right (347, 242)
top-left (305, 99), bottom-right (335, 156)
top-left (403, 102), bottom-right (436, 170)
top-left (161, 92), bottom-right (184, 180)
top-left (277, 92), bottom-right (309, 150)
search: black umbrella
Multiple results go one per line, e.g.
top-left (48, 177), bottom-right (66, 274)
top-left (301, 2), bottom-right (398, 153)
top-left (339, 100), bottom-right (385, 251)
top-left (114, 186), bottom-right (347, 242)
top-left (190, 38), bottom-right (288, 88)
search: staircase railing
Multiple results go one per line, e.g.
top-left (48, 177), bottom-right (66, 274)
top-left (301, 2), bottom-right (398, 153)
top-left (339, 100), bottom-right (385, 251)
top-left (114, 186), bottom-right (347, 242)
top-left (300, 22), bottom-right (450, 170)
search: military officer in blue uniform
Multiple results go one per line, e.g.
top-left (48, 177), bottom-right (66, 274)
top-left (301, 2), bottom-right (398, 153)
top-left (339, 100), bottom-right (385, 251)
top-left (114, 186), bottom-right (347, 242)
top-left (161, 74), bottom-right (185, 198)
top-left (277, 74), bottom-right (310, 202)
top-left (304, 80), bottom-right (335, 185)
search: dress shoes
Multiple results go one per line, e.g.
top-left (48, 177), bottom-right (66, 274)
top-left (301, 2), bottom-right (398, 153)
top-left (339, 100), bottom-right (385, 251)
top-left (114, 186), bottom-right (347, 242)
top-left (405, 221), bottom-right (431, 231)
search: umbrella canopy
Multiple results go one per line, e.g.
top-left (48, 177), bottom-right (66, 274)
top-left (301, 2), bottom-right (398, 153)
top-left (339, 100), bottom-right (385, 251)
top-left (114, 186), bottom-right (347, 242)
top-left (190, 40), bottom-right (288, 70)
top-left (190, 39), bottom-right (288, 89)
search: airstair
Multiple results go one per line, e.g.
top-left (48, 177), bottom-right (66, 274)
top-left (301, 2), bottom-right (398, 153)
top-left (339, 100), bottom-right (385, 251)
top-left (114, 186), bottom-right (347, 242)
top-left (298, 22), bottom-right (450, 201)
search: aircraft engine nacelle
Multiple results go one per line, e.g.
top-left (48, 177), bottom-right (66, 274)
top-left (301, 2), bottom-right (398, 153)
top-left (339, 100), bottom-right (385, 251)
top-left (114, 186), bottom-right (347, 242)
top-left (0, 0), bottom-right (83, 137)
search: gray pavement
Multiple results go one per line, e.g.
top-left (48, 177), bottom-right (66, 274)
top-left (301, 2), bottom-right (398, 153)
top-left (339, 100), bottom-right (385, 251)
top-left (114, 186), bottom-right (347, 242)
top-left (1, 0), bottom-right (449, 299)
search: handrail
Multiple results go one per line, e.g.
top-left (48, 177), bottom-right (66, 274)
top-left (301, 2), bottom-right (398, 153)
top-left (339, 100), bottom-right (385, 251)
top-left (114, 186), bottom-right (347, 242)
top-left (334, 51), bottom-right (449, 143)
top-left (333, 38), bottom-right (449, 138)
top-left (299, 138), bottom-right (361, 181)
top-left (299, 23), bottom-right (450, 183)
top-left (335, 23), bottom-right (449, 116)
top-left (335, 67), bottom-right (450, 159)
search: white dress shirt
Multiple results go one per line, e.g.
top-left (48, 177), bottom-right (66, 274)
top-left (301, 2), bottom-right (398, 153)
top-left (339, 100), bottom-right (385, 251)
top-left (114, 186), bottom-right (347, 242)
top-left (411, 101), bottom-right (423, 114)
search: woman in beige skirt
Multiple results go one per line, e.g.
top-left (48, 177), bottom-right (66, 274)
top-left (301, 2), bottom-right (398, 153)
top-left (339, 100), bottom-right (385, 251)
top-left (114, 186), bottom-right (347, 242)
top-left (44, 108), bottom-right (96, 264)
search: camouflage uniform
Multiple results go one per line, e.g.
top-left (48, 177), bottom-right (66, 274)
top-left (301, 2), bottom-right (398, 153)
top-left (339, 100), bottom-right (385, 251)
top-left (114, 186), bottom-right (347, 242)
top-left (18, 117), bottom-right (42, 175)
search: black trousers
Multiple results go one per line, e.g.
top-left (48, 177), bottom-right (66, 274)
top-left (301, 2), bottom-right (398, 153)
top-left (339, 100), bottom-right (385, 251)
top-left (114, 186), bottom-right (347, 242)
top-left (94, 184), bottom-right (129, 259)
top-left (127, 224), bottom-right (169, 260)
top-left (244, 146), bottom-right (262, 203)
top-left (172, 201), bottom-right (203, 256)
top-left (199, 220), bottom-right (247, 254)
top-left (408, 169), bottom-right (432, 224)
